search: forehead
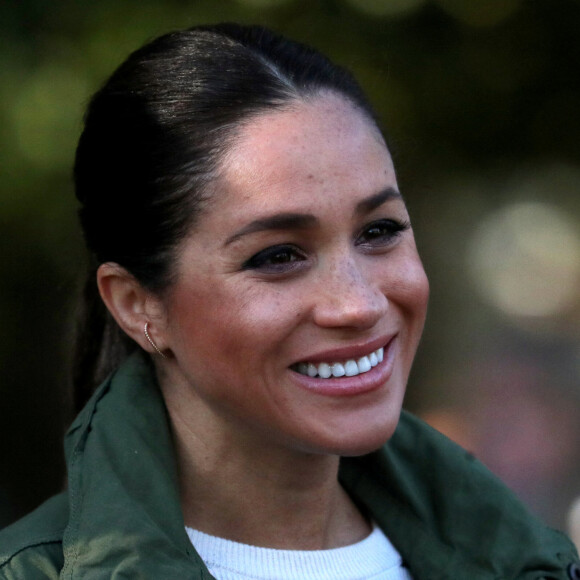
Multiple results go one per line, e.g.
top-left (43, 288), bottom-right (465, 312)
top-left (215, 94), bottom-right (394, 207)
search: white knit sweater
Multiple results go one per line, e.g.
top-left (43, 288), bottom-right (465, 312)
top-left (186, 524), bottom-right (413, 580)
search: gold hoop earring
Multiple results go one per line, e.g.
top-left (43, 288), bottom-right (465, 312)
top-left (144, 322), bottom-right (167, 359)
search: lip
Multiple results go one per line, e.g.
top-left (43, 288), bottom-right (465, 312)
top-left (289, 335), bottom-right (398, 397)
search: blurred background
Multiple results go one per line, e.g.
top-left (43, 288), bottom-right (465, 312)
top-left (1, 0), bottom-right (579, 541)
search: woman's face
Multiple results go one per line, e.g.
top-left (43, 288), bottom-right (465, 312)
top-left (159, 94), bottom-right (429, 457)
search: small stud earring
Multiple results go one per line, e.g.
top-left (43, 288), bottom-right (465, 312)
top-left (144, 322), bottom-right (167, 359)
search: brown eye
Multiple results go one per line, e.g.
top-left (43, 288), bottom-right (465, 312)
top-left (357, 219), bottom-right (410, 246)
top-left (243, 244), bottom-right (307, 273)
top-left (267, 249), bottom-right (299, 264)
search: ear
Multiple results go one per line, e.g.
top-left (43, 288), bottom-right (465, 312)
top-left (97, 262), bottom-right (168, 357)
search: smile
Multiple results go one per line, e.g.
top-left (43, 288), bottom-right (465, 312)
top-left (293, 347), bottom-right (384, 379)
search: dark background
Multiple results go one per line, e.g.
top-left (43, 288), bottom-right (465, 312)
top-left (1, 0), bottom-right (579, 541)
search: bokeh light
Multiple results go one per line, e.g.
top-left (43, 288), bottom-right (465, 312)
top-left (467, 201), bottom-right (580, 318)
top-left (10, 63), bottom-right (88, 171)
top-left (569, 496), bottom-right (580, 550)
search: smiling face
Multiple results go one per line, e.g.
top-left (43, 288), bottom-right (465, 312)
top-left (157, 93), bottom-right (429, 457)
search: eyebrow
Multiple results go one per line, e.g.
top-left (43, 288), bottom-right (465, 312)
top-left (225, 213), bottom-right (318, 246)
top-left (355, 187), bottom-right (402, 215)
top-left (224, 187), bottom-right (402, 246)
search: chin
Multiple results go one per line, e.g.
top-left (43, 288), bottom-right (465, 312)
top-left (337, 429), bottom-right (397, 458)
top-left (310, 414), bottom-right (401, 458)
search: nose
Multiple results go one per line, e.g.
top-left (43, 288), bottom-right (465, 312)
top-left (312, 255), bottom-right (387, 330)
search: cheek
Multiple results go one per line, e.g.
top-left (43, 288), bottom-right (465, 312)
top-left (408, 261), bottom-right (430, 315)
top-left (386, 253), bottom-right (430, 316)
top-left (168, 279), bottom-right (298, 365)
top-left (166, 281), bottom-right (305, 425)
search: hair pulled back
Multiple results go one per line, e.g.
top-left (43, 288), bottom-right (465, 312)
top-left (73, 23), bottom-right (380, 410)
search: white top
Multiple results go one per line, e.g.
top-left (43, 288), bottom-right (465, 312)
top-left (186, 523), bottom-right (413, 580)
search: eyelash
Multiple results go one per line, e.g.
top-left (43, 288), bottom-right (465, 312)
top-left (242, 244), bottom-right (307, 273)
top-left (356, 218), bottom-right (411, 248)
top-left (242, 218), bottom-right (410, 274)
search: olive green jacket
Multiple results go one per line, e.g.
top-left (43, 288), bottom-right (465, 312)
top-left (1, 353), bottom-right (578, 579)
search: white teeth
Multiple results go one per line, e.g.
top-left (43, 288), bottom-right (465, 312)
top-left (318, 363), bottom-right (332, 379)
top-left (331, 363), bottom-right (346, 377)
top-left (295, 346), bottom-right (386, 379)
top-left (357, 356), bottom-right (371, 373)
top-left (344, 360), bottom-right (359, 376)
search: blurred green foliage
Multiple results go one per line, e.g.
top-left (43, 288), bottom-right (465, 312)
top-left (1, 0), bottom-right (579, 529)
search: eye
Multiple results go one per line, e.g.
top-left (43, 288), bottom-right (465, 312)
top-left (242, 244), bottom-right (307, 273)
top-left (357, 218), bottom-right (410, 248)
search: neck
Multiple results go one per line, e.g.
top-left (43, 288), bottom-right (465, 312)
top-left (167, 402), bottom-right (370, 550)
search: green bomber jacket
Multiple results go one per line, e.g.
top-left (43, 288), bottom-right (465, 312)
top-left (0, 352), bottom-right (578, 579)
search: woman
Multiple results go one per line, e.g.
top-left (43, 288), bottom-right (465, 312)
top-left (0, 23), bottom-right (578, 580)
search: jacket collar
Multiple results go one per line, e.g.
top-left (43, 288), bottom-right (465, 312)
top-left (341, 415), bottom-right (578, 579)
top-left (61, 352), bottom-right (211, 578)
